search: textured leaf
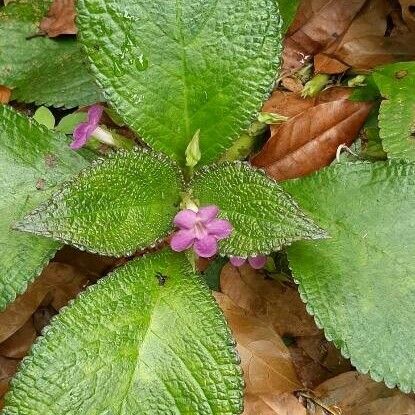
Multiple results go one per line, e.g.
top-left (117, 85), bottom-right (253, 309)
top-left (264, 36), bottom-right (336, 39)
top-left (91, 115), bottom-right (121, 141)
top-left (0, 0), bottom-right (101, 108)
top-left (373, 62), bottom-right (415, 162)
top-left (191, 162), bottom-right (326, 257)
top-left (0, 104), bottom-right (89, 311)
top-left (252, 88), bottom-right (372, 181)
top-left (283, 161), bottom-right (415, 392)
top-left (3, 250), bottom-right (243, 415)
top-left (77, 0), bottom-right (282, 165)
top-left (17, 149), bottom-right (183, 256)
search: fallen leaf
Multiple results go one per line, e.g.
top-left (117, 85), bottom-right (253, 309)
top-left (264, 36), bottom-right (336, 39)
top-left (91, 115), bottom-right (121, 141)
top-left (314, 0), bottom-right (415, 73)
top-left (0, 356), bottom-right (19, 409)
top-left (314, 0), bottom-right (390, 73)
top-left (313, 54), bottom-right (350, 74)
top-left (0, 319), bottom-right (36, 359)
top-left (308, 371), bottom-right (415, 414)
top-left (289, 344), bottom-right (333, 389)
top-left (39, 0), bottom-right (77, 37)
top-left (251, 87), bottom-right (372, 180)
top-left (0, 262), bottom-right (90, 343)
top-left (54, 246), bottom-right (120, 276)
top-left (400, 0), bottom-right (415, 31)
top-left (296, 336), bottom-right (351, 378)
top-left (263, 90), bottom-right (316, 135)
top-left (215, 292), bottom-right (301, 396)
top-left (280, 76), bottom-right (304, 93)
top-left (283, 0), bottom-right (367, 73)
top-left (33, 306), bottom-right (56, 334)
top-left (220, 264), bottom-right (319, 337)
top-left (0, 86), bottom-right (11, 104)
top-left (244, 393), bottom-right (306, 415)
top-left (289, 335), bottom-right (352, 388)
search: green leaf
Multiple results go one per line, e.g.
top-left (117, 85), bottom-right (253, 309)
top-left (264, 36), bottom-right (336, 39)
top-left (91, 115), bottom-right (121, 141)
top-left (55, 112), bottom-right (87, 134)
top-left (0, 0), bottom-right (102, 108)
top-left (201, 256), bottom-right (228, 291)
top-left (3, 250), bottom-right (243, 414)
top-left (278, 0), bottom-right (300, 34)
top-left (17, 149), bottom-right (184, 256)
top-left (360, 105), bottom-right (387, 161)
top-left (0, 104), bottom-right (90, 311)
top-left (191, 162), bottom-right (326, 257)
top-left (373, 62), bottom-right (415, 162)
top-left (283, 161), bottom-right (415, 392)
top-left (33, 106), bottom-right (55, 129)
top-left (77, 0), bottom-right (282, 166)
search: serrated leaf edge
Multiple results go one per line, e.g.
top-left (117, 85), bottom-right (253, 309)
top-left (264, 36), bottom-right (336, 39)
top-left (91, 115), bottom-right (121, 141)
top-left (14, 147), bottom-right (185, 257)
top-left (286, 160), bottom-right (415, 394)
top-left (191, 160), bottom-right (328, 257)
top-left (5, 251), bottom-right (244, 414)
top-left (76, 1), bottom-right (283, 165)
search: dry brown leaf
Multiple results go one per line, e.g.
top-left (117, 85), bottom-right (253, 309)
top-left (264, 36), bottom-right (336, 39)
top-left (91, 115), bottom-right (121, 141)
top-left (220, 264), bottom-right (319, 337)
top-left (296, 336), bottom-right (351, 379)
top-left (0, 262), bottom-right (90, 343)
top-left (244, 393), bottom-right (306, 415)
top-left (0, 356), bottom-right (19, 409)
top-left (283, 0), bottom-right (368, 73)
top-left (314, 54), bottom-right (350, 74)
top-left (314, 0), bottom-right (390, 73)
top-left (251, 87), bottom-right (372, 181)
top-left (54, 246), bottom-right (120, 275)
top-left (289, 335), bottom-right (352, 389)
top-left (400, 0), bottom-right (415, 31)
top-left (39, 0), bottom-right (77, 37)
top-left (215, 292), bottom-right (301, 396)
top-left (315, 0), bottom-right (415, 73)
top-left (33, 306), bottom-right (56, 334)
top-left (334, 33), bottom-right (415, 70)
top-left (262, 90), bottom-right (316, 136)
top-left (280, 76), bottom-right (304, 93)
top-left (0, 319), bottom-right (36, 359)
top-left (308, 371), bottom-right (415, 415)
top-left (0, 86), bottom-right (11, 104)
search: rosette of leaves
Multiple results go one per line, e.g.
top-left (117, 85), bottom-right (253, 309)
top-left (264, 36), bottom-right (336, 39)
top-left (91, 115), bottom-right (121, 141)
top-left (0, 0), bottom-right (327, 413)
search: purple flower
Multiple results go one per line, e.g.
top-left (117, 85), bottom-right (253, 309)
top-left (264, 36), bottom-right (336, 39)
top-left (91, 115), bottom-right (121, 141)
top-left (230, 255), bottom-right (267, 270)
top-left (71, 105), bottom-right (104, 149)
top-left (170, 205), bottom-right (233, 258)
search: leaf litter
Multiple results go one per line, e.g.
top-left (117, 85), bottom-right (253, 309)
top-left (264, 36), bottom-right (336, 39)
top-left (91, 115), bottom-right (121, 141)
top-left (2, 0), bottom-right (415, 413)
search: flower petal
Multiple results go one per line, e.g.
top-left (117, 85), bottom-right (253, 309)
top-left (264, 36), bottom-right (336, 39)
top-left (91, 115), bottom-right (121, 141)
top-left (173, 209), bottom-right (198, 229)
top-left (206, 219), bottom-right (233, 240)
top-left (229, 257), bottom-right (246, 267)
top-left (194, 235), bottom-right (218, 258)
top-left (248, 256), bottom-right (267, 270)
top-left (170, 229), bottom-right (195, 252)
top-left (71, 122), bottom-right (94, 149)
top-left (87, 105), bottom-right (104, 127)
top-left (198, 205), bottom-right (219, 223)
